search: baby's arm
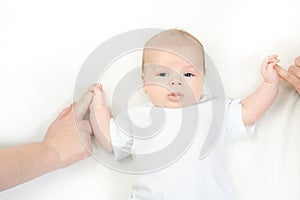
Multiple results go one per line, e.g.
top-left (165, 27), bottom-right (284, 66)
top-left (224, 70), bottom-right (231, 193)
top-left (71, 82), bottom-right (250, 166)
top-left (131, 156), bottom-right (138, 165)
top-left (89, 84), bottom-right (113, 153)
top-left (241, 55), bottom-right (280, 126)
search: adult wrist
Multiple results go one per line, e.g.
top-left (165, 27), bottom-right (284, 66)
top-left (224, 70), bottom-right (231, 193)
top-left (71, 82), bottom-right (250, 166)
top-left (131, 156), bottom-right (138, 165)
top-left (41, 141), bottom-right (64, 169)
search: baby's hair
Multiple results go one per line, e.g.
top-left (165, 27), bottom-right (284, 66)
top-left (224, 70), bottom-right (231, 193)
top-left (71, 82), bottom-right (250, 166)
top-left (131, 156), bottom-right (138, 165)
top-left (170, 29), bottom-right (204, 49)
top-left (142, 29), bottom-right (206, 74)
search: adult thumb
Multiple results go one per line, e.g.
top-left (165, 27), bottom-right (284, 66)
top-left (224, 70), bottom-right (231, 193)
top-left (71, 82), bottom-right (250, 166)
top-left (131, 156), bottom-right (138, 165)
top-left (73, 92), bottom-right (93, 120)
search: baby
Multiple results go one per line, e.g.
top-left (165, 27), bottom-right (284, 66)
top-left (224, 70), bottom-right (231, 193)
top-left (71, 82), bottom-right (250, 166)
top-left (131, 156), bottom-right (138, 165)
top-left (88, 29), bottom-right (280, 200)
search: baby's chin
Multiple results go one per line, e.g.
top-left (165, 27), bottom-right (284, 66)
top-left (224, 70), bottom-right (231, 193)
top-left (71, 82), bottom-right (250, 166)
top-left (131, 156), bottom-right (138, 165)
top-left (154, 100), bottom-right (200, 109)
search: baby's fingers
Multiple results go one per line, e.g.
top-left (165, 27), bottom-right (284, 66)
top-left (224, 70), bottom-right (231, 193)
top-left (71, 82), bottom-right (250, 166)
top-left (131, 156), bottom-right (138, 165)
top-left (90, 85), bottom-right (106, 109)
top-left (263, 54), bottom-right (277, 62)
top-left (87, 83), bottom-right (104, 93)
top-left (262, 55), bottom-right (280, 66)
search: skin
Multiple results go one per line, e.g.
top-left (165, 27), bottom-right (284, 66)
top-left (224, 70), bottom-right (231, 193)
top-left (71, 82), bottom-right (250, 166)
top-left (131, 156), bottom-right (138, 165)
top-left (241, 55), bottom-right (280, 125)
top-left (0, 91), bottom-right (94, 191)
top-left (142, 50), bottom-right (204, 108)
top-left (88, 84), bottom-right (113, 153)
top-left (275, 56), bottom-right (300, 93)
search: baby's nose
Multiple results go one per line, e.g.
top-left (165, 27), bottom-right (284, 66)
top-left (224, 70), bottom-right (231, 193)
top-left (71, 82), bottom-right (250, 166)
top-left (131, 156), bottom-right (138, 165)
top-left (169, 77), bottom-right (183, 86)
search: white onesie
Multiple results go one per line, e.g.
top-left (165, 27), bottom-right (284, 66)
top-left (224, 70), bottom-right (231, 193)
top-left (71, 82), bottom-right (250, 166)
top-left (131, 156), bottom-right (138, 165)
top-left (110, 98), bottom-right (255, 200)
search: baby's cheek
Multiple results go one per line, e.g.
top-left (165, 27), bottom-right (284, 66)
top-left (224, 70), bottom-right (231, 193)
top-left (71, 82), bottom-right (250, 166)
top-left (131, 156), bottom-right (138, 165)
top-left (191, 82), bottom-right (203, 97)
top-left (146, 86), bottom-right (165, 97)
top-left (193, 90), bottom-right (202, 101)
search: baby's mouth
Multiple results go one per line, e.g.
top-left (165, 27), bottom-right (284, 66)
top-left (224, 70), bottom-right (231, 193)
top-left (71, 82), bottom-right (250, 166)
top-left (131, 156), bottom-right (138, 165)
top-left (167, 92), bottom-right (184, 102)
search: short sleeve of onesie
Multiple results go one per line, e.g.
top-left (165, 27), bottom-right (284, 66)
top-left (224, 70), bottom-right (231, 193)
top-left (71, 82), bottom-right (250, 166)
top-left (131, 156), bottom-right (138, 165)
top-left (110, 117), bottom-right (133, 160)
top-left (221, 98), bottom-right (256, 142)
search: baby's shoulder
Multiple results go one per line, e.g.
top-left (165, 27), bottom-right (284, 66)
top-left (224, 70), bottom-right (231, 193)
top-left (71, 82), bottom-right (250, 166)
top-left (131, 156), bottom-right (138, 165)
top-left (198, 97), bottom-right (241, 107)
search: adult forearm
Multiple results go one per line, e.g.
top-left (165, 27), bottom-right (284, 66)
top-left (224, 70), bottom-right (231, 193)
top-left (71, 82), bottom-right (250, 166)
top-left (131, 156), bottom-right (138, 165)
top-left (0, 142), bottom-right (61, 191)
top-left (241, 81), bottom-right (279, 126)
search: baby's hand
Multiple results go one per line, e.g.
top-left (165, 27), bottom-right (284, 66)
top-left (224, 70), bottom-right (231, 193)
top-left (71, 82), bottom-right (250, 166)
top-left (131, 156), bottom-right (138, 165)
top-left (261, 55), bottom-right (280, 84)
top-left (87, 84), bottom-right (106, 105)
top-left (89, 84), bottom-right (113, 152)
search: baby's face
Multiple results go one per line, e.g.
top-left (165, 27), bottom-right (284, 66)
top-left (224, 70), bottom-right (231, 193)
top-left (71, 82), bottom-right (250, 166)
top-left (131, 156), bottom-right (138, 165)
top-left (142, 49), bottom-right (204, 108)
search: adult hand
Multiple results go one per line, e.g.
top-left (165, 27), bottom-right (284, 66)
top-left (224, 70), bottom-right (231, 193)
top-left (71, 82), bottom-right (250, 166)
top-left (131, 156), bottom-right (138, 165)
top-left (0, 90), bottom-right (94, 191)
top-left (43, 91), bottom-right (94, 168)
top-left (275, 56), bottom-right (300, 94)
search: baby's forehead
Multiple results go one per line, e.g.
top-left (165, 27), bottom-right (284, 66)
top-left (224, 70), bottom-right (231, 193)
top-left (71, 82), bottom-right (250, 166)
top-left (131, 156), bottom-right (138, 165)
top-left (143, 30), bottom-right (205, 72)
top-left (144, 30), bottom-right (200, 50)
top-left (145, 63), bottom-right (199, 73)
top-left (143, 49), bottom-right (195, 67)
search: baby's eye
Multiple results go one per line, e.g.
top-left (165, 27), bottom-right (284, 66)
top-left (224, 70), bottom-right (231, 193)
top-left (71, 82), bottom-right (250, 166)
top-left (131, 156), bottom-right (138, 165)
top-left (184, 73), bottom-right (194, 77)
top-left (157, 72), bottom-right (168, 77)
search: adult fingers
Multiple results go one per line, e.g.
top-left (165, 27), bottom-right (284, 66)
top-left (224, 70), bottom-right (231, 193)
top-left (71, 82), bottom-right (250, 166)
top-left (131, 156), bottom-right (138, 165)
top-left (79, 131), bottom-right (93, 154)
top-left (87, 84), bottom-right (99, 93)
top-left (288, 65), bottom-right (300, 79)
top-left (275, 65), bottom-right (300, 90)
top-left (73, 91), bottom-right (93, 120)
top-left (56, 105), bottom-right (72, 120)
top-left (295, 56), bottom-right (300, 66)
top-left (77, 120), bottom-right (92, 134)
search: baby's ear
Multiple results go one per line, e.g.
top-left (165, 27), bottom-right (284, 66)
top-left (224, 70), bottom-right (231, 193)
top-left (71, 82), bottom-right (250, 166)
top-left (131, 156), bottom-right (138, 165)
top-left (141, 74), bottom-right (145, 83)
top-left (141, 74), bottom-right (147, 94)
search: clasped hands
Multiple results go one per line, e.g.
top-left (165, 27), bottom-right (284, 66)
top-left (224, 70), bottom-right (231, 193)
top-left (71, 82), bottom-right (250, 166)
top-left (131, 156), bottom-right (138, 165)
top-left (43, 84), bottom-right (109, 168)
top-left (275, 56), bottom-right (300, 94)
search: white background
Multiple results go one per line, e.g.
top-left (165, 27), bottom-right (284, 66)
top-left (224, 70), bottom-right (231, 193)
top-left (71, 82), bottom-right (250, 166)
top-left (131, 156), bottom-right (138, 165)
top-left (0, 0), bottom-right (300, 199)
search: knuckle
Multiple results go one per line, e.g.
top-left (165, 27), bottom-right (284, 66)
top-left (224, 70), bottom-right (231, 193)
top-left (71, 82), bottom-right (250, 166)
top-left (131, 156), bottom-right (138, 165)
top-left (288, 66), bottom-right (294, 73)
